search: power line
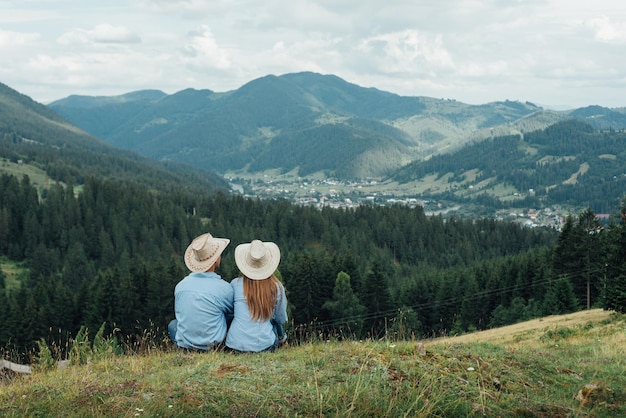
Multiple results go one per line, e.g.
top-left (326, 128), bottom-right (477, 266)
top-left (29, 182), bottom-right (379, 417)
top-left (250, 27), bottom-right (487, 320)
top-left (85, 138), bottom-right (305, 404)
top-left (291, 265), bottom-right (606, 332)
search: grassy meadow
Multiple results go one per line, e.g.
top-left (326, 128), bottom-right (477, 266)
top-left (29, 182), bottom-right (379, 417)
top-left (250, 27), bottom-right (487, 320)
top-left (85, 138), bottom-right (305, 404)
top-left (1, 309), bottom-right (624, 417)
top-left (0, 257), bottom-right (27, 291)
top-left (0, 158), bottom-right (49, 193)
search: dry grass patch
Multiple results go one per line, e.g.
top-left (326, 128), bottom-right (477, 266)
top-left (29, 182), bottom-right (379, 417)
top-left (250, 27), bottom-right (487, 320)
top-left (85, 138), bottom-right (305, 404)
top-left (427, 308), bottom-right (611, 347)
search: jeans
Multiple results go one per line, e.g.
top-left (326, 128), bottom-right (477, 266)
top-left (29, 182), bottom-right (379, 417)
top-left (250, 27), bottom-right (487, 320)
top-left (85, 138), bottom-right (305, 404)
top-left (171, 318), bottom-right (285, 352)
top-left (168, 319), bottom-right (220, 351)
top-left (168, 319), bottom-right (178, 344)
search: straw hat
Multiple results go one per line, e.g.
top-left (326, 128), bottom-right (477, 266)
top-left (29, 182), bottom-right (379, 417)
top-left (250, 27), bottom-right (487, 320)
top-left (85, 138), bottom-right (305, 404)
top-left (184, 233), bottom-right (230, 272)
top-left (234, 240), bottom-right (280, 280)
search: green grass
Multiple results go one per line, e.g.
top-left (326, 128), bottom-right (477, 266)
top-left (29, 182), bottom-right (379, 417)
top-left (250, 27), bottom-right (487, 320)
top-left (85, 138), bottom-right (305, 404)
top-left (0, 158), bottom-right (82, 197)
top-left (0, 158), bottom-right (49, 192)
top-left (0, 256), bottom-right (27, 291)
top-left (1, 310), bottom-right (624, 417)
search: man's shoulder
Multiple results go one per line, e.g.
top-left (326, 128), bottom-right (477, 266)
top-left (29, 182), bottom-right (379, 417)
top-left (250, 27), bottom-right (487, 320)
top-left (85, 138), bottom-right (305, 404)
top-left (174, 275), bottom-right (190, 289)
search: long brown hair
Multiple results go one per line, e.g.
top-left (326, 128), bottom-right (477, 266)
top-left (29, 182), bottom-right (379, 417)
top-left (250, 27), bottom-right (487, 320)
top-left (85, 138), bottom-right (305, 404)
top-left (243, 274), bottom-right (283, 321)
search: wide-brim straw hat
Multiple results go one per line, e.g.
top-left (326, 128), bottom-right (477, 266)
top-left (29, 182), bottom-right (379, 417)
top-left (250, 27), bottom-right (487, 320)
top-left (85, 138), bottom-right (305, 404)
top-left (184, 233), bottom-right (230, 272)
top-left (234, 240), bottom-right (280, 280)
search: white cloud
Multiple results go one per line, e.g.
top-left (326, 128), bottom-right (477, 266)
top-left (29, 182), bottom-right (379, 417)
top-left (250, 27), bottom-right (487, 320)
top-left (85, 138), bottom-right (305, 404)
top-left (263, 37), bottom-right (338, 74)
top-left (135, 0), bottom-right (241, 19)
top-left (0, 29), bottom-right (40, 48)
top-left (358, 30), bottom-right (454, 75)
top-left (0, 7), bottom-right (58, 24)
top-left (180, 25), bottom-right (231, 70)
top-left (1, 0), bottom-right (625, 107)
top-left (57, 24), bottom-right (141, 46)
top-left (586, 16), bottom-right (626, 43)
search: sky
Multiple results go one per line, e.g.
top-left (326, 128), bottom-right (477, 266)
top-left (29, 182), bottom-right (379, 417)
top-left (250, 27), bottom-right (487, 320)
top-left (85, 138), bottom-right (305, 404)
top-left (1, 0), bottom-right (625, 108)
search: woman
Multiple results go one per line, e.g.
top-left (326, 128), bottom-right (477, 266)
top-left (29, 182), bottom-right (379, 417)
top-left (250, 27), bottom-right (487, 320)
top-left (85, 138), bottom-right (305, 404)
top-left (226, 239), bottom-right (288, 352)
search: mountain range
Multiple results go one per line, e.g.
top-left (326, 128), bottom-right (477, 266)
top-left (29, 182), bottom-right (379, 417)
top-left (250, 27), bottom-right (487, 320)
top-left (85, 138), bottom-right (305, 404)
top-left (3, 72), bottom-right (626, 215)
top-left (48, 72), bottom-right (626, 180)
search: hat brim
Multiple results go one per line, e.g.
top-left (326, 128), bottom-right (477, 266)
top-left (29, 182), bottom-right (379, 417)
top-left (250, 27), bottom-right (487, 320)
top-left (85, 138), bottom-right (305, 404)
top-left (184, 234), bottom-right (229, 272)
top-left (235, 241), bottom-right (280, 280)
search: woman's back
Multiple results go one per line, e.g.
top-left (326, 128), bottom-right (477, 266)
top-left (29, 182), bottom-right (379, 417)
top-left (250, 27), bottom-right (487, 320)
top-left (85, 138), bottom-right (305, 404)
top-left (225, 276), bottom-right (287, 352)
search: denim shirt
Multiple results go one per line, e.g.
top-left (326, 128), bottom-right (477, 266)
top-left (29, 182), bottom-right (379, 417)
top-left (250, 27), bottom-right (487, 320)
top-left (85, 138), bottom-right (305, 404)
top-left (225, 277), bottom-right (288, 352)
top-left (174, 272), bottom-right (234, 349)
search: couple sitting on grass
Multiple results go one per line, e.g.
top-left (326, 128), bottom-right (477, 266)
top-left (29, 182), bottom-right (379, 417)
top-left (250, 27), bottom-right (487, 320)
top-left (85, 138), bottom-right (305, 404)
top-left (167, 232), bottom-right (288, 353)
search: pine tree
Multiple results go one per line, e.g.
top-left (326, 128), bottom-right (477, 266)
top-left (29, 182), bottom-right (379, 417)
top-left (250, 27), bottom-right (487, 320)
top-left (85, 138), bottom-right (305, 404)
top-left (459, 270), bottom-right (481, 331)
top-left (0, 207), bottom-right (9, 254)
top-left (604, 275), bottom-right (626, 313)
top-left (144, 258), bottom-right (177, 328)
top-left (361, 259), bottom-right (393, 338)
top-left (322, 271), bottom-right (366, 338)
top-left (552, 209), bottom-right (605, 309)
top-left (283, 252), bottom-right (318, 326)
top-left (62, 241), bottom-right (95, 288)
top-left (113, 251), bottom-right (141, 335)
top-left (574, 208), bottom-right (604, 309)
top-left (552, 213), bottom-right (577, 276)
top-left (283, 250), bottom-right (336, 327)
top-left (603, 198), bottom-right (626, 312)
top-left (557, 276), bottom-right (579, 313)
top-left (86, 268), bottom-right (118, 336)
top-left (432, 270), bottom-right (461, 334)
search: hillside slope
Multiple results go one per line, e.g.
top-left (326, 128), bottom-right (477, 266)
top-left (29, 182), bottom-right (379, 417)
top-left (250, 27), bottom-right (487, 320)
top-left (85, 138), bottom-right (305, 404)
top-left (1, 309), bottom-right (623, 417)
top-left (429, 308), bottom-right (611, 346)
top-left (0, 82), bottom-right (228, 195)
top-left (389, 119), bottom-right (626, 213)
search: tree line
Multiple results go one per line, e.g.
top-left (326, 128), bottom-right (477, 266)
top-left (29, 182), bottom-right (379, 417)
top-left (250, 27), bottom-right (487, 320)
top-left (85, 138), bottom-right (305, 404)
top-left (0, 172), bottom-right (625, 360)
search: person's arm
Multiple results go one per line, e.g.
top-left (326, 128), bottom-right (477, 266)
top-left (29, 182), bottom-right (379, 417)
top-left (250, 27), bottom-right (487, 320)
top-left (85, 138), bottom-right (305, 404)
top-left (274, 284), bottom-right (288, 324)
top-left (224, 282), bottom-right (235, 318)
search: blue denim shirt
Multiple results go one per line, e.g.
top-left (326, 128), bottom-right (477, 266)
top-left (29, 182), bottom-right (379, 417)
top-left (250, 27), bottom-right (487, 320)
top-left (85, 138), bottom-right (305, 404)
top-left (225, 277), bottom-right (288, 352)
top-left (174, 272), bottom-right (234, 349)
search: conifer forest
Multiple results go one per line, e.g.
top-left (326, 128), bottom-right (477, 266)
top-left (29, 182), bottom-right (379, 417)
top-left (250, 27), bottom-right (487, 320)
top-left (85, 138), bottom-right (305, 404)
top-left (1, 172), bottom-right (625, 360)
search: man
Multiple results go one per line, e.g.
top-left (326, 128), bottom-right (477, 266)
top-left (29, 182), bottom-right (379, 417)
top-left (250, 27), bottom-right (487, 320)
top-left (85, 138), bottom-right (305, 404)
top-left (168, 232), bottom-right (233, 350)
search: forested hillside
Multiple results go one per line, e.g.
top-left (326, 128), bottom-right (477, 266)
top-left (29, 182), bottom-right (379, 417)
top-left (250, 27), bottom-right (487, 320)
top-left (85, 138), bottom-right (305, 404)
top-left (0, 174), bottom-right (551, 355)
top-left (1, 170), bottom-right (625, 360)
top-left (392, 120), bottom-right (626, 213)
top-left (0, 81), bottom-right (228, 194)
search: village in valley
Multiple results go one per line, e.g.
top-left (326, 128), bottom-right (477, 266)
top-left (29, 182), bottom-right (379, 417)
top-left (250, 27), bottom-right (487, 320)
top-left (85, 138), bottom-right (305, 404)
top-left (227, 174), bottom-right (589, 231)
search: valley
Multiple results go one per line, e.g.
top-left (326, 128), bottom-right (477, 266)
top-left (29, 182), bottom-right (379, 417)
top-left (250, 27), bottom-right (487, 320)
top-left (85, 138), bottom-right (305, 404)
top-left (42, 73), bottom-right (626, 222)
top-left (226, 169), bottom-right (576, 230)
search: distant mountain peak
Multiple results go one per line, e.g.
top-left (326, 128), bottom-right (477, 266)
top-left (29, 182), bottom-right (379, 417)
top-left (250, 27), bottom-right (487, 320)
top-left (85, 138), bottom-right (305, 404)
top-left (43, 72), bottom-right (626, 180)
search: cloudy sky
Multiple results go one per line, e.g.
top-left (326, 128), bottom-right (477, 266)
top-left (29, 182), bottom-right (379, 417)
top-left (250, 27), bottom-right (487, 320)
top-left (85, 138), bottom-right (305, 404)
top-left (1, 0), bottom-right (624, 108)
